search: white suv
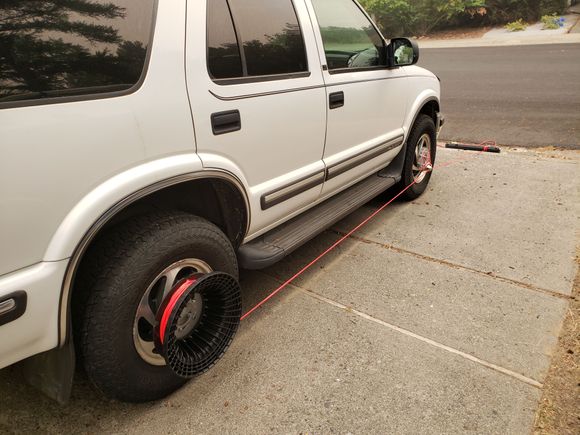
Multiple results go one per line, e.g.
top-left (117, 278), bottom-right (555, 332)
top-left (0, 0), bottom-right (443, 403)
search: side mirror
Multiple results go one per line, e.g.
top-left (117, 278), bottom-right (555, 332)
top-left (388, 38), bottom-right (419, 67)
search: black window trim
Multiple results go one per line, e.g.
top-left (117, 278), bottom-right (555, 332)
top-left (206, 0), bottom-right (311, 86)
top-left (0, 0), bottom-right (159, 110)
top-left (226, 0), bottom-right (248, 77)
top-left (312, 0), bottom-right (390, 75)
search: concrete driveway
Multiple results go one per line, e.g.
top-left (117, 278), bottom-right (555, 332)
top-left (0, 147), bottom-right (578, 434)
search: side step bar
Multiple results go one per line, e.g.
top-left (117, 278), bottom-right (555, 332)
top-left (238, 171), bottom-right (401, 270)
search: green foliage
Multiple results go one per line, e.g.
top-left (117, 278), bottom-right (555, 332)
top-left (359, 0), bottom-right (570, 36)
top-left (539, 0), bottom-right (568, 15)
top-left (505, 18), bottom-right (528, 31)
top-left (482, 0), bottom-right (566, 23)
top-left (360, 0), bottom-right (485, 36)
top-left (360, 0), bottom-right (417, 37)
top-left (541, 14), bottom-right (561, 29)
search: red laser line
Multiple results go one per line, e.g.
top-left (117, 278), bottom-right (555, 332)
top-left (240, 141), bottom-right (495, 321)
top-left (240, 179), bottom-right (418, 321)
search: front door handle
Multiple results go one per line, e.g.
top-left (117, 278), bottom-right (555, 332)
top-left (211, 110), bottom-right (241, 135)
top-left (329, 91), bottom-right (344, 109)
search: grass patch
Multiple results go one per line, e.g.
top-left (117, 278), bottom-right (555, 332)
top-left (541, 14), bottom-right (564, 30)
top-left (505, 19), bottom-right (528, 32)
top-left (533, 251), bottom-right (580, 434)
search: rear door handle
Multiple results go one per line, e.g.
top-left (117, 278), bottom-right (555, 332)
top-left (211, 110), bottom-right (241, 135)
top-left (329, 91), bottom-right (344, 109)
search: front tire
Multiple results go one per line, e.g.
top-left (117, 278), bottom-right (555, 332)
top-left (399, 114), bottom-right (437, 201)
top-left (74, 212), bottom-right (238, 402)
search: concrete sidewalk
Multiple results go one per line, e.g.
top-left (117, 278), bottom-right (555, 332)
top-left (420, 13), bottom-right (580, 48)
top-left (0, 148), bottom-right (578, 434)
top-left (484, 14), bottom-right (578, 38)
top-left (420, 32), bottom-right (580, 48)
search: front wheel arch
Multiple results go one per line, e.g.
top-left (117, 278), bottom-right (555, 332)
top-left (407, 98), bottom-right (440, 139)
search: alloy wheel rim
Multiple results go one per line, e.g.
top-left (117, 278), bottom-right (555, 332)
top-left (412, 133), bottom-right (432, 184)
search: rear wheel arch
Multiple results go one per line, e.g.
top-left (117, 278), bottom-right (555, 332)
top-left (25, 172), bottom-right (249, 403)
top-left (74, 211), bottom-right (240, 402)
top-left (60, 172), bottom-right (249, 347)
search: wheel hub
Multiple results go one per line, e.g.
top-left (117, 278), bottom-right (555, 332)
top-left (174, 294), bottom-right (203, 340)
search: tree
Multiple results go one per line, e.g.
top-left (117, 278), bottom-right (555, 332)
top-left (482, 0), bottom-right (568, 23)
top-left (361, 0), bottom-right (486, 36)
top-left (417, 0), bottom-right (486, 34)
top-left (362, 0), bottom-right (417, 36)
top-left (359, 0), bottom-right (570, 36)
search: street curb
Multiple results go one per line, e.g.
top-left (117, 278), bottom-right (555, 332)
top-left (420, 33), bottom-right (580, 49)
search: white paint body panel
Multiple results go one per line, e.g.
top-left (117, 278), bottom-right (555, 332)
top-left (186, 0), bottom-right (327, 238)
top-left (0, 262), bottom-right (67, 368)
top-left (0, 0), bottom-right (197, 367)
top-left (0, 0), bottom-right (440, 369)
top-left (0, 0), bottom-right (193, 273)
top-left (319, 71), bottom-right (408, 197)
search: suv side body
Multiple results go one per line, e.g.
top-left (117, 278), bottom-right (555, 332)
top-left (0, 0), bottom-right (442, 402)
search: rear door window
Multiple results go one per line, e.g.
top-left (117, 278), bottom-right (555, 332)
top-left (207, 0), bottom-right (308, 82)
top-left (0, 0), bottom-right (156, 106)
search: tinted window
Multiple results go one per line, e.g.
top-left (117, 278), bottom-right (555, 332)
top-left (0, 0), bottom-right (155, 105)
top-left (311, 0), bottom-right (383, 71)
top-left (207, 0), bottom-right (243, 79)
top-left (207, 0), bottom-right (308, 81)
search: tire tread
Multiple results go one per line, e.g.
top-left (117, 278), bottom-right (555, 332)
top-left (74, 211), bottom-right (237, 402)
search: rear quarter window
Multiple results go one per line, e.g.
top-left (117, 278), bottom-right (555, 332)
top-left (0, 0), bottom-right (156, 106)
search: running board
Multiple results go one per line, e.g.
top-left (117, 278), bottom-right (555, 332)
top-left (238, 171), bottom-right (400, 270)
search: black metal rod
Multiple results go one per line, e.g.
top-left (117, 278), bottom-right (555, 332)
top-left (445, 143), bottom-right (501, 153)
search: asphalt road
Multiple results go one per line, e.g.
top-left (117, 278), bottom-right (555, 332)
top-left (420, 43), bottom-right (580, 148)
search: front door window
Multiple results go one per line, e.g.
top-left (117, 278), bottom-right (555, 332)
top-left (310, 0), bottom-right (384, 71)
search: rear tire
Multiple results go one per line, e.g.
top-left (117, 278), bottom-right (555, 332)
top-left (399, 114), bottom-right (437, 201)
top-left (73, 212), bottom-right (238, 402)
